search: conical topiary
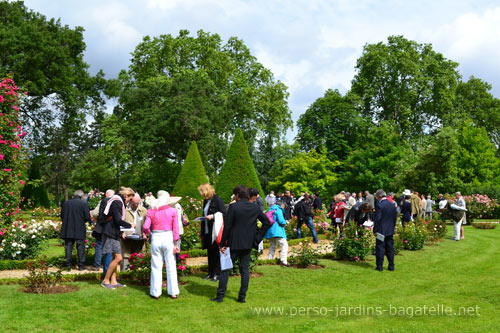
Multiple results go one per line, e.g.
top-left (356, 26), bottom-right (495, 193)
top-left (216, 128), bottom-right (265, 203)
top-left (173, 141), bottom-right (209, 199)
top-left (20, 157), bottom-right (50, 208)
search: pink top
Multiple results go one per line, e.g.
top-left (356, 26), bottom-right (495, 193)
top-left (143, 205), bottom-right (179, 241)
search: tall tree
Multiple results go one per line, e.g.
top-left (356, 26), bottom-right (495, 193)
top-left (338, 121), bottom-right (414, 193)
top-left (113, 30), bottom-right (291, 179)
top-left (453, 76), bottom-right (500, 146)
top-left (296, 89), bottom-right (368, 161)
top-left (351, 35), bottom-right (461, 139)
top-left (0, 1), bottom-right (106, 146)
top-left (268, 148), bottom-right (340, 199)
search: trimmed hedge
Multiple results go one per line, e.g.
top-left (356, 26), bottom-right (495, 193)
top-left (215, 129), bottom-right (264, 203)
top-left (173, 141), bottom-right (208, 200)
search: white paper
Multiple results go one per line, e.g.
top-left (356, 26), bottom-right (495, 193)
top-left (376, 232), bottom-right (385, 242)
top-left (120, 227), bottom-right (135, 232)
top-left (362, 221), bottom-right (374, 228)
top-left (220, 248), bottom-right (233, 271)
top-left (194, 217), bottom-right (207, 221)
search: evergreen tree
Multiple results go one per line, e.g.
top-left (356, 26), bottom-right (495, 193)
top-left (21, 158), bottom-right (50, 208)
top-left (173, 141), bottom-right (208, 199)
top-left (216, 129), bottom-right (264, 203)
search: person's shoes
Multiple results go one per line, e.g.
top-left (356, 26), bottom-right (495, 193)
top-left (170, 295), bottom-right (178, 299)
top-left (78, 266), bottom-right (87, 271)
top-left (237, 298), bottom-right (246, 303)
top-left (203, 274), bottom-right (212, 280)
top-left (112, 283), bottom-right (127, 288)
top-left (101, 282), bottom-right (116, 290)
top-left (281, 262), bottom-right (290, 267)
top-left (388, 267), bottom-right (395, 271)
top-left (210, 297), bottom-right (223, 303)
top-left (62, 266), bottom-right (72, 272)
top-left (375, 268), bottom-right (383, 272)
top-left (150, 295), bottom-right (160, 300)
top-left (210, 275), bottom-right (219, 282)
top-left (88, 266), bottom-right (100, 271)
top-left (258, 250), bottom-right (263, 255)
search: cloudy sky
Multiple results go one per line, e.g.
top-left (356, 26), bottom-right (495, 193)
top-left (23, 0), bottom-right (500, 139)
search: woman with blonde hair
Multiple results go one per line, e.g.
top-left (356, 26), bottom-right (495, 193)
top-left (198, 183), bottom-right (226, 282)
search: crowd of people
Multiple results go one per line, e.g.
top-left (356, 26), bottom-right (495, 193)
top-left (59, 184), bottom-right (468, 301)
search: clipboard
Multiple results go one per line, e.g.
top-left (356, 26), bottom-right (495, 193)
top-left (376, 233), bottom-right (385, 242)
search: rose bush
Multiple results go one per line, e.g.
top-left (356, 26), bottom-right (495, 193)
top-left (332, 221), bottom-right (375, 261)
top-left (0, 219), bottom-right (59, 259)
top-left (0, 78), bottom-right (26, 228)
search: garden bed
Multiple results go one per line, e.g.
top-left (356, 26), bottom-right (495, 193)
top-left (21, 284), bottom-right (79, 294)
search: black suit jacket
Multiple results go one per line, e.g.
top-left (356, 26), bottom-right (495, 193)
top-left (219, 199), bottom-right (271, 250)
top-left (201, 194), bottom-right (226, 249)
top-left (373, 198), bottom-right (397, 236)
top-left (60, 197), bottom-right (91, 240)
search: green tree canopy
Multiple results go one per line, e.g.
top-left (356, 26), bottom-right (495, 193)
top-left (296, 89), bottom-right (368, 161)
top-left (112, 29), bottom-right (292, 178)
top-left (338, 121), bottom-right (414, 194)
top-left (0, 0), bottom-right (106, 145)
top-left (173, 141), bottom-right (208, 199)
top-left (351, 35), bottom-right (460, 139)
top-left (269, 148), bottom-right (340, 200)
top-left (215, 129), bottom-right (264, 203)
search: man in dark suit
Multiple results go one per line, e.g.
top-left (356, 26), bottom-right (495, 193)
top-left (373, 189), bottom-right (397, 271)
top-left (211, 185), bottom-right (271, 303)
top-left (60, 190), bottom-right (91, 270)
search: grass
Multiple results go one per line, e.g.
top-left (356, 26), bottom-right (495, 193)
top-left (0, 226), bottom-right (499, 332)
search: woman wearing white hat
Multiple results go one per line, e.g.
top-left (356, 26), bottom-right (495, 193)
top-left (143, 190), bottom-right (182, 299)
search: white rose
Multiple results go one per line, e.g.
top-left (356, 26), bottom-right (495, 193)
top-left (32, 235), bottom-right (36, 239)
top-left (21, 244), bottom-right (26, 249)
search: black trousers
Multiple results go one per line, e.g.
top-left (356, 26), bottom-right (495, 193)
top-left (64, 238), bottom-right (85, 268)
top-left (207, 242), bottom-right (221, 277)
top-left (216, 249), bottom-right (251, 300)
top-left (375, 236), bottom-right (394, 270)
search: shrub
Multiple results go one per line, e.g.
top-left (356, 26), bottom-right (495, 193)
top-left (215, 129), bottom-right (264, 204)
top-left (397, 222), bottom-right (426, 251)
top-left (177, 253), bottom-right (191, 277)
top-left (471, 222), bottom-right (498, 229)
top-left (288, 240), bottom-right (321, 267)
top-left (0, 219), bottom-right (59, 259)
top-left (182, 195), bottom-right (204, 220)
top-left (173, 141), bottom-right (209, 201)
top-left (25, 255), bottom-right (63, 293)
top-left (129, 252), bottom-right (151, 284)
top-left (422, 218), bottom-right (447, 241)
top-left (180, 221), bottom-right (201, 251)
top-left (462, 194), bottom-right (499, 221)
top-left (332, 221), bottom-right (375, 261)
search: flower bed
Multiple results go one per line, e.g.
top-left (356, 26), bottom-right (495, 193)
top-left (471, 222), bottom-right (498, 229)
top-left (0, 219), bottom-right (59, 260)
top-left (332, 221), bottom-right (375, 261)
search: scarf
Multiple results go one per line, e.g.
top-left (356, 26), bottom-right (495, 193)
top-left (103, 195), bottom-right (125, 219)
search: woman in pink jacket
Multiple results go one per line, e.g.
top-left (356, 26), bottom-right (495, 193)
top-left (143, 191), bottom-right (181, 299)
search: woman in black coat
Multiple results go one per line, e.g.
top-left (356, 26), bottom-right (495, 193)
top-left (198, 183), bottom-right (226, 282)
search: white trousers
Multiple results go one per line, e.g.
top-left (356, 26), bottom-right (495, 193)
top-left (258, 240), bottom-right (264, 252)
top-left (453, 217), bottom-right (464, 241)
top-left (268, 237), bottom-right (288, 264)
top-left (150, 231), bottom-right (179, 297)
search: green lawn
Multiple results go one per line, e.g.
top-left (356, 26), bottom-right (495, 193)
top-left (1, 226), bottom-right (498, 332)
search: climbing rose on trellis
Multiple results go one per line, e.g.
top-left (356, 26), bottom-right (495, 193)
top-left (0, 78), bottom-right (26, 227)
